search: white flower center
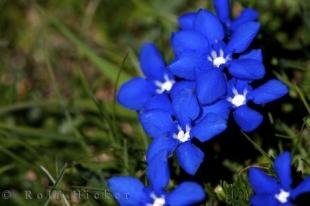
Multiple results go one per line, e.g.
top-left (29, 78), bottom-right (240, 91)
top-left (154, 74), bottom-right (175, 94)
top-left (274, 189), bottom-right (290, 204)
top-left (208, 49), bottom-right (230, 68)
top-left (227, 88), bottom-right (247, 107)
top-left (213, 56), bottom-right (226, 68)
top-left (173, 125), bottom-right (191, 143)
top-left (147, 193), bottom-right (165, 206)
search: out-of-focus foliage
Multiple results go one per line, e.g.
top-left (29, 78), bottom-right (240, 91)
top-left (0, 0), bottom-right (309, 205)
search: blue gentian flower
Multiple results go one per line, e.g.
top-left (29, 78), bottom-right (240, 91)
top-left (139, 81), bottom-right (227, 175)
top-left (179, 0), bottom-right (258, 34)
top-left (117, 42), bottom-right (175, 111)
top-left (225, 78), bottom-right (288, 132)
top-left (108, 174), bottom-right (205, 206)
top-left (169, 9), bottom-right (264, 105)
top-left (249, 152), bottom-right (310, 206)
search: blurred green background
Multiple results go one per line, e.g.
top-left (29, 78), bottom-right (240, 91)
top-left (0, 0), bottom-right (309, 205)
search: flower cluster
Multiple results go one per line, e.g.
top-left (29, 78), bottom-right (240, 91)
top-left (105, 0), bottom-right (307, 205)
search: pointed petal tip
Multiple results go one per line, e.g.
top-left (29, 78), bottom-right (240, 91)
top-left (226, 21), bottom-right (260, 53)
top-left (139, 43), bottom-right (166, 80)
top-left (249, 79), bottom-right (288, 105)
top-left (117, 78), bottom-right (155, 110)
top-left (194, 9), bottom-right (225, 43)
top-left (274, 151), bottom-right (292, 189)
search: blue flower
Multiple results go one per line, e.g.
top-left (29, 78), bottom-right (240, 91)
top-left (248, 152), bottom-right (310, 206)
top-left (171, 16), bottom-right (262, 79)
top-left (179, 0), bottom-right (258, 34)
top-left (107, 174), bottom-right (205, 206)
top-left (139, 82), bottom-right (227, 175)
top-left (224, 78), bottom-right (288, 132)
top-left (117, 42), bottom-right (175, 111)
top-left (169, 9), bottom-right (263, 104)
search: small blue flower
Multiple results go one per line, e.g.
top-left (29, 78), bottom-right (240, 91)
top-left (225, 78), bottom-right (288, 132)
top-left (139, 82), bottom-right (227, 175)
top-left (248, 152), bottom-right (310, 206)
top-left (171, 16), bottom-right (263, 78)
top-left (169, 9), bottom-right (263, 104)
top-left (117, 42), bottom-right (175, 111)
top-left (107, 174), bottom-right (205, 206)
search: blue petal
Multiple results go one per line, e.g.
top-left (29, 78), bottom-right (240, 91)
top-left (248, 168), bottom-right (280, 194)
top-left (233, 106), bottom-right (263, 132)
top-left (248, 80), bottom-right (288, 105)
top-left (147, 151), bottom-right (171, 193)
top-left (170, 81), bottom-right (195, 97)
top-left (196, 69), bottom-right (227, 105)
top-left (171, 31), bottom-right (209, 57)
top-left (274, 152), bottom-right (292, 190)
top-left (108, 176), bottom-right (148, 205)
top-left (194, 9), bottom-right (225, 43)
top-left (178, 12), bottom-right (196, 30)
top-left (191, 113), bottom-right (227, 142)
top-left (225, 21), bottom-right (260, 53)
top-left (143, 94), bottom-right (173, 113)
top-left (146, 137), bottom-right (178, 162)
top-left (166, 182), bottom-right (205, 206)
top-left (228, 59), bottom-right (265, 80)
top-left (201, 100), bottom-right (232, 120)
top-left (291, 177), bottom-right (310, 199)
top-left (250, 194), bottom-right (278, 206)
top-left (139, 43), bottom-right (166, 80)
top-left (213, 0), bottom-right (230, 23)
top-left (176, 142), bottom-right (204, 175)
top-left (231, 9), bottom-right (259, 30)
top-left (171, 85), bottom-right (200, 126)
top-left (139, 110), bottom-right (176, 138)
top-left (117, 77), bottom-right (155, 110)
top-left (169, 55), bottom-right (210, 80)
top-left (240, 49), bottom-right (263, 61)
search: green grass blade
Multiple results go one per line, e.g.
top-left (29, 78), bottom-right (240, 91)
top-left (36, 6), bottom-right (131, 85)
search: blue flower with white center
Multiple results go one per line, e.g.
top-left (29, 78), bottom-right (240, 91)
top-left (179, 0), bottom-right (258, 34)
top-left (117, 42), bottom-right (175, 111)
top-left (139, 81), bottom-right (227, 175)
top-left (169, 9), bottom-right (264, 105)
top-left (248, 152), bottom-right (310, 206)
top-left (225, 78), bottom-right (288, 132)
top-left (107, 175), bottom-right (205, 206)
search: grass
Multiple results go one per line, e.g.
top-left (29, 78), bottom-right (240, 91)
top-left (0, 0), bottom-right (309, 205)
